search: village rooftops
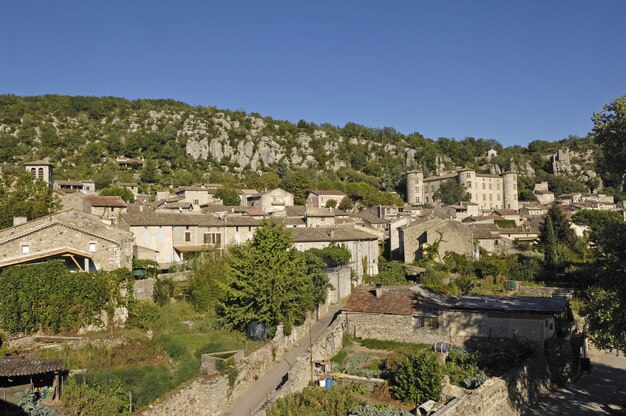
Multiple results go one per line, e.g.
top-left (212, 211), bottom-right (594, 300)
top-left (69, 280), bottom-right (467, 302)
top-left (349, 211), bottom-right (389, 224)
top-left (284, 206), bottom-right (307, 217)
top-left (122, 211), bottom-right (223, 226)
top-left (289, 227), bottom-right (378, 243)
top-left (424, 172), bottom-right (458, 182)
top-left (493, 209), bottom-right (518, 216)
top-left (56, 180), bottom-right (92, 186)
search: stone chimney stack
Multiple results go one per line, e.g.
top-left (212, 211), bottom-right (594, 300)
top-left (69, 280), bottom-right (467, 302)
top-left (375, 283), bottom-right (383, 298)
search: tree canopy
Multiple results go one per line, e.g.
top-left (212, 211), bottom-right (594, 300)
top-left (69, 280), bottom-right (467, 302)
top-left (433, 180), bottom-right (470, 205)
top-left (593, 95), bottom-right (626, 192)
top-left (218, 221), bottom-right (326, 335)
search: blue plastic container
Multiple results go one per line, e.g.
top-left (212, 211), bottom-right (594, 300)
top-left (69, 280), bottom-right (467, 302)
top-left (325, 378), bottom-right (333, 389)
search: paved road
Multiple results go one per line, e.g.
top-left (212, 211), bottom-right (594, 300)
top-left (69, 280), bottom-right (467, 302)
top-left (221, 305), bottom-right (343, 416)
top-left (523, 345), bottom-right (626, 415)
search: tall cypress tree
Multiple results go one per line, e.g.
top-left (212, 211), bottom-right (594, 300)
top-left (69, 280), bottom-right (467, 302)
top-left (543, 215), bottom-right (558, 273)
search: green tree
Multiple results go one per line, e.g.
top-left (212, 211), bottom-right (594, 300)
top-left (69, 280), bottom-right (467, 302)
top-left (392, 352), bottom-right (443, 405)
top-left (214, 187), bottom-right (241, 206)
top-left (324, 199), bottom-right (337, 208)
top-left (592, 95), bottom-right (626, 192)
top-left (282, 171), bottom-right (313, 205)
top-left (542, 215), bottom-right (558, 273)
top-left (188, 249), bottom-right (227, 312)
top-left (99, 187), bottom-right (135, 203)
top-left (0, 171), bottom-right (60, 229)
top-left (218, 222), bottom-right (316, 335)
top-left (140, 159), bottom-right (159, 183)
top-left (576, 214), bottom-right (626, 353)
top-left (433, 180), bottom-right (470, 205)
top-left (338, 197), bottom-right (353, 211)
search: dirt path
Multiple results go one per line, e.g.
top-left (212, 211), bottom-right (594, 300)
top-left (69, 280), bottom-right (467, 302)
top-left (523, 345), bottom-right (626, 415)
top-left (221, 304), bottom-right (343, 416)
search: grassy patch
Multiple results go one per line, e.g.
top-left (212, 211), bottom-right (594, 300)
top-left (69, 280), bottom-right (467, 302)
top-left (331, 350), bottom-right (348, 364)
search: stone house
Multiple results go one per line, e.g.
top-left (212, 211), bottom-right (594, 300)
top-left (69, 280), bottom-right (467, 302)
top-left (443, 202), bottom-right (482, 221)
top-left (121, 209), bottom-right (227, 266)
top-left (307, 190), bottom-right (347, 208)
top-left (289, 227), bottom-right (379, 282)
top-left (0, 210), bottom-right (133, 271)
top-left (246, 188), bottom-right (294, 214)
top-left (116, 182), bottom-right (140, 197)
top-left (368, 205), bottom-right (401, 221)
top-left (492, 209), bottom-right (521, 225)
top-left (343, 285), bottom-right (573, 345)
top-left (519, 205), bottom-right (548, 217)
top-left (305, 207), bottom-right (336, 228)
top-left (53, 179), bottom-right (96, 195)
top-left (399, 217), bottom-right (473, 263)
top-left (176, 185), bottom-right (224, 211)
top-left (85, 195), bottom-right (128, 224)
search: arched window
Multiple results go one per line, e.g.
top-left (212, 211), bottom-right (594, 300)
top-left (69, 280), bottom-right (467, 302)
top-left (38, 167), bottom-right (44, 179)
top-left (30, 168), bottom-right (36, 177)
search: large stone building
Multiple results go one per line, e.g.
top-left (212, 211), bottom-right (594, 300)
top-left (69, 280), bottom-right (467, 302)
top-left (343, 285), bottom-right (573, 345)
top-left (406, 169), bottom-right (518, 210)
top-left (289, 227), bottom-right (379, 282)
top-left (0, 210), bottom-right (133, 271)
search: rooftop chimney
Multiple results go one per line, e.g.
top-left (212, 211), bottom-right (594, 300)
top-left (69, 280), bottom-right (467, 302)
top-left (375, 283), bottom-right (383, 298)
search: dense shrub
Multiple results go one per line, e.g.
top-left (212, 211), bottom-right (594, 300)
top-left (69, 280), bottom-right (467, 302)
top-left (63, 379), bottom-right (129, 416)
top-left (391, 352), bottom-right (443, 405)
top-left (267, 386), bottom-right (361, 416)
top-left (0, 261), bottom-right (127, 334)
top-left (370, 257), bottom-right (408, 285)
top-left (126, 300), bottom-right (159, 330)
top-left (306, 243), bottom-right (352, 268)
top-left (153, 279), bottom-right (174, 305)
top-left (444, 347), bottom-right (486, 389)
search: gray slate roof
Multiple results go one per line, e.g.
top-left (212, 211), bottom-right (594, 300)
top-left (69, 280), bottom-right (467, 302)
top-left (0, 357), bottom-right (63, 377)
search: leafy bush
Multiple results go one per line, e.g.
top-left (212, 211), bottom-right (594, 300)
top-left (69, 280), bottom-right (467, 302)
top-left (444, 347), bottom-right (486, 389)
top-left (126, 300), bottom-right (159, 330)
top-left (391, 352), bottom-right (443, 405)
top-left (267, 386), bottom-right (362, 416)
top-left (0, 261), bottom-right (127, 334)
top-left (63, 379), bottom-right (129, 416)
top-left (370, 257), bottom-right (408, 285)
top-left (306, 243), bottom-right (352, 268)
top-left (153, 279), bottom-right (174, 306)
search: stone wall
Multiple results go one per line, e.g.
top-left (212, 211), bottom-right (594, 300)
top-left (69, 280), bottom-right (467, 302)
top-left (133, 278), bottom-right (156, 301)
top-left (325, 267), bottom-right (352, 304)
top-left (345, 313), bottom-right (444, 345)
top-left (140, 304), bottom-right (331, 416)
top-left (254, 318), bottom-right (347, 415)
top-left (433, 351), bottom-right (550, 416)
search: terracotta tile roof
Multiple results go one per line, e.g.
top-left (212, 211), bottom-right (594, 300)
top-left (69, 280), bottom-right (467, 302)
top-left (223, 215), bottom-right (260, 226)
top-left (24, 160), bottom-right (53, 166)
top-left (349, 211), bottom-right (388, 224)
top-left (493, 209), bottom-right (518, 215)
top-left (343, 287), bottom-right (416, 315)
top-left (86, 196), bottom-right (127, 208)
top-left (0, 357), bottom-right (63, 377)
top-left (285, 206), bottom-right (307, 217)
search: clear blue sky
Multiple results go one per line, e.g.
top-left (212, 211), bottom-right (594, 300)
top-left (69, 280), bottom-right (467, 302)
top-left (1, 1), bottom-right (624, 146)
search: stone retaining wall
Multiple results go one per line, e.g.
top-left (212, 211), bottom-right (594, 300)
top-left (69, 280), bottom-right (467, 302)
top-left (433, 351), bottom-right (551, 416)
top-left (140, 302), bottom-right (331, 416)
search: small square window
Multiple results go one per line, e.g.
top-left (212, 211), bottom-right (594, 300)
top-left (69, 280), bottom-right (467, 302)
top-left (89, 243), bottom-right (96, 252)
top-left (22, 244), bottom-right (30, 254)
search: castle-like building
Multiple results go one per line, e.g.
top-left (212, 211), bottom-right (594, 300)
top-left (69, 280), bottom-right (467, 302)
top-left (406, 169), bottom-right (518, 210)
